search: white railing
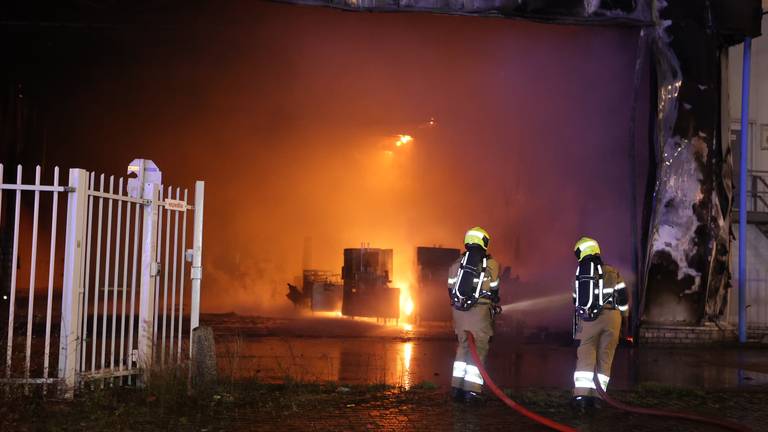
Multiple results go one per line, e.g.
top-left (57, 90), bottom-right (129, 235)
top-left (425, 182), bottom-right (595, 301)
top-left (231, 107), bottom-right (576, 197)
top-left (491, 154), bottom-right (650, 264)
top-left (0, 160), bottom-right (204, 397)
top-left (734, 170), bottom-right (768, 213)
top-left (745, 269), bottom-right (768, 330)
top-left (727, 268), bottom-right (768, 333)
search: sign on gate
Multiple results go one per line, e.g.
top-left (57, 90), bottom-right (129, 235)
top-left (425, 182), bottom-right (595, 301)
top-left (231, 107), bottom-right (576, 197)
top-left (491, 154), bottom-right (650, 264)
top-left (164, 198), bottom-right (187, 212)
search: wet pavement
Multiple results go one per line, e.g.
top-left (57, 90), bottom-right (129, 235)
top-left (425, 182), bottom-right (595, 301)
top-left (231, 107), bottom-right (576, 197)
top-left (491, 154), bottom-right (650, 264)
top-left (6, 382), bottom-right (767, 431)
top-left (4, 312), bottom-right (768, 431)
top-left (269, 387), bottom-right (767, 432)
top-left (210, 315), bottom-right (768, 390)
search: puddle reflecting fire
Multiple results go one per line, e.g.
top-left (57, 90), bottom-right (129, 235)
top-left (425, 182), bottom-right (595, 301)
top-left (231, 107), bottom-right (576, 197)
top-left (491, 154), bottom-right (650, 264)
top-left (217, 334), bottom-right (768, 390)
top-left (401, 341), bottom-right (413, 389)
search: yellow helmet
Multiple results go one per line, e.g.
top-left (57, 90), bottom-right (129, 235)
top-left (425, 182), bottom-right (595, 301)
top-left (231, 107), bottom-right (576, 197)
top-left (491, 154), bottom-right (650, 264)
top-left (464, 227), bottom-right (490, 250)
top-left (574, 236), bottom-right (600, 261)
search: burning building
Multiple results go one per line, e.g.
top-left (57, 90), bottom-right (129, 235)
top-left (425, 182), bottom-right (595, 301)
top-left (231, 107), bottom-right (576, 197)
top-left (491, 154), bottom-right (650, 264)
top-left (1, 0), bottom-right (763, 345)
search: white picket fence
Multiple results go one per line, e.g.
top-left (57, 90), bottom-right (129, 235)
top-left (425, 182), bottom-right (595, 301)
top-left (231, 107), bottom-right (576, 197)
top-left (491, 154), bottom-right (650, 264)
top-left (0, 159), bottom-right (204, 397)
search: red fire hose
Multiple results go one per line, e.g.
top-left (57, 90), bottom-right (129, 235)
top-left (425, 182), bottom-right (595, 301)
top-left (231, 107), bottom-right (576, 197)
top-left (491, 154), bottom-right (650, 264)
top-left (465, 331), bottom-right (577, 432)
top-left (465, 330), bottom-right (752, 432)
top-left (592, 372), bottom-right (751, 432)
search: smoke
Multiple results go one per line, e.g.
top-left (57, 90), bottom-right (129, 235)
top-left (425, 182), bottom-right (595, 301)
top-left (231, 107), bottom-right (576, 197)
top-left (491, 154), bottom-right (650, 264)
top-left (24, 2), bottom-right (648, 321)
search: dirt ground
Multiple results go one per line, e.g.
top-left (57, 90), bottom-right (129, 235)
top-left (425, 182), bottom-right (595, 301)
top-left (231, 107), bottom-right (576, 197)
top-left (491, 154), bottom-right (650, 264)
top-left (2, 379), bottom-right (766, 431)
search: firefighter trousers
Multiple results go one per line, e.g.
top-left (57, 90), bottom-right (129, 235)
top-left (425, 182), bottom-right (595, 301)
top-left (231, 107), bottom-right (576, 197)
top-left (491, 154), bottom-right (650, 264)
top-left (573, 308), bottom-right (621, 398)
top-left (452, 303), bottom-right (493, 393)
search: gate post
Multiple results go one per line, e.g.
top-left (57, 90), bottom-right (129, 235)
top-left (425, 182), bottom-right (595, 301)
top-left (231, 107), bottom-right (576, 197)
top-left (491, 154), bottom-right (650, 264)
top-left (58, 169), bottom-right (88, 398)
top-left (132, 160), bottom-right (162, 384)
top-left (189, 181), bottom-right (205, 357)
top-left (137, 183), bottom-right (159, 384)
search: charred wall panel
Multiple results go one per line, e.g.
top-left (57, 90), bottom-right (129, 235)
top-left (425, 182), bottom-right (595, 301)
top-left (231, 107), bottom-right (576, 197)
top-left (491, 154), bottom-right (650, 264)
top-left (642, 0), bottom-right (739, 325)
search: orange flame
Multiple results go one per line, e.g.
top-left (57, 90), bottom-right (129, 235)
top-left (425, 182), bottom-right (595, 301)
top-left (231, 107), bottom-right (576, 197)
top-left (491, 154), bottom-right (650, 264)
top-left (395, 134), bottom-right (413, 147)
top-left (397, 279), bottom-right (415, 331)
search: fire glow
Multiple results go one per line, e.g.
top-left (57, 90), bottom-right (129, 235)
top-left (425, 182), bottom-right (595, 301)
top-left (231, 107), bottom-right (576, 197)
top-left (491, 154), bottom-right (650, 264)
top-left (312, 311), bottom-right (343, 318)
top-left (397, 280), bottom-right (415, 317)
top-left (395, 134), bottom-right (413, 147)
top-left (397, 279), bottom-right (415, 331)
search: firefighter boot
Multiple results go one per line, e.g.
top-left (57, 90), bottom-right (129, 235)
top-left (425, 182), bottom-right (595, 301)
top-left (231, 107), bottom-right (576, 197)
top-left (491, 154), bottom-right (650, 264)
top-left (464, 391), bottom-right (486, 405)
top-left (571, 396), bottom-right (591, 414)
top-left (450, 387), bottom-right (465, 403)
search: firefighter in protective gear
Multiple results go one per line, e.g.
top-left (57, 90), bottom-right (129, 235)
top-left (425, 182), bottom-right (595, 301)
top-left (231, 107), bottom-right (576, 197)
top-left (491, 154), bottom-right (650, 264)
top-left (571, 237), bottom-right (629, 409)
top-left (447, 227), bottom-right (501, 403)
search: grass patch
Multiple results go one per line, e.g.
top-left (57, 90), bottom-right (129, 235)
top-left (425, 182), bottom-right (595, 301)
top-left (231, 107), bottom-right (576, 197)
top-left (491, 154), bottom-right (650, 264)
top-left (619, 382), bottom-right (710, 408)
top-left (4, 374), bottom-right (768, 431)
top-left (504, 388), bottom-right (571, 409)
top-left (634, 382), bottom-right (707, 398)
top-left (0, 369), bottom-right (401, 432)
top-left (410, 380), bottom-right (439, 390)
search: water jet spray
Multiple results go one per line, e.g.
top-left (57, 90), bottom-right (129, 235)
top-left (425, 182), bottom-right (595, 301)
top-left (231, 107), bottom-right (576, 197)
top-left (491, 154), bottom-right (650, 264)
top-left (500, 293), bottom-right (572, 313)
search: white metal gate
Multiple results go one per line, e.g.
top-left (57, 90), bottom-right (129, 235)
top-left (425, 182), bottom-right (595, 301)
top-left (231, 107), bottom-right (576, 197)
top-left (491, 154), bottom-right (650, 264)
top-left (0, 159), bottom-right (204, 397)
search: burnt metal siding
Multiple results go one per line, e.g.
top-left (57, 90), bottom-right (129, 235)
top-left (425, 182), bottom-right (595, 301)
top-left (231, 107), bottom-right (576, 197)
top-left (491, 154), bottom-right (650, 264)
top-left (642, 0), bottom-right (735, 325)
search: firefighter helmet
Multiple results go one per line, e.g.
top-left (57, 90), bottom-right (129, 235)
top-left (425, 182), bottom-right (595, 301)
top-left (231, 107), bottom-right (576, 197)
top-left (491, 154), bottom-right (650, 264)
top-left (464, 227), bottom-right (490, 250)
top-left (574, 237), bottom-right (600, 261)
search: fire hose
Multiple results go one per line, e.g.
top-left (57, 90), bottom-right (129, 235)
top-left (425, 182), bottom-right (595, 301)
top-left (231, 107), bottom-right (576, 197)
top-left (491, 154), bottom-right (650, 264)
top-left (592, 371), bottom-right (751, 432)
top-left (464, 330), bottom-right (752, 432)
top-left (465, 331), bottom-right (576, 432)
